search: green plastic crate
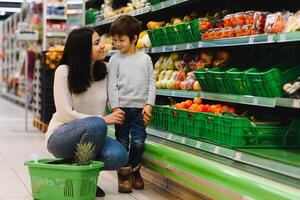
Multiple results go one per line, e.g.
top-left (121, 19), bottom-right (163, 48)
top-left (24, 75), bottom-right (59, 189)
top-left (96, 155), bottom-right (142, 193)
top-left (206, 67), bottom-right (230, 94)
top-left (204, 114), bottom-right (300, 148)
top-left (246, 64), bottom-right (300, 97)
top-left (176, 22), bottom-right (195, 43)
top-left (150, 105), bottom-right (168, 130)
top-left (167, 108), bottom-right (186, 134)
top-left (184, 111), bottom-right (205, 138)
top-left (194, 68), bottom-right (215, 92)
top-left (189, 19), bottom-right (202, 41)
top-left (25, 158), bottom-right (103, 200)
top-left (85, 9), bottom-right (96, 25)
top-left (147, 30), bottom-right (159, 47)
top-left (153, 27), bottom-right (169, 46)
top-left (225, 68), bottom-right (254, 95)
top-left (165, 25), bottom-right (182, 45)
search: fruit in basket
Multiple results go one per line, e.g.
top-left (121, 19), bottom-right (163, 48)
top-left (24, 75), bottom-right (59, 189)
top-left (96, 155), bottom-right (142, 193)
top-left (193, 97), bottom-right (202, 105)
top-left (147, 21), bottom-right (166, 30)
top-left (212, 51), bottom-right (230, 67)
top-left (196, 51), bottom-right (213, 69)
top-left (284, 11), bottom-right (300, 32)
top-left (183, 15), bottom-right (192, 22)
top-left (173, 18), bottom-right (183, 25)
top-left (75, 142), bottom-right (95, 165)
top-left (154, 56), bottom-right (165, 71)
top-left (199, 19), bottom-right (212, 31)
top-left (193, 81), bottom-right (201, 91)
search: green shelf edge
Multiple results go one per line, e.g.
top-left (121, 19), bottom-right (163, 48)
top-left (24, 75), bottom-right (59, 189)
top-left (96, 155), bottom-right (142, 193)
top-left (107, 127), bottom-right (300, 199)
top-left (156, 89), bottom-right (300, 108)
top-left (146, 127), bottom-right (300, 179)
top-left (143, 140), bottom-right (300, 200)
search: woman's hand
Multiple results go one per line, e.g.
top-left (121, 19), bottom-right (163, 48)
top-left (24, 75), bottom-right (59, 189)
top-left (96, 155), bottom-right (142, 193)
top-left (103, 109), bottom-right (125, 125)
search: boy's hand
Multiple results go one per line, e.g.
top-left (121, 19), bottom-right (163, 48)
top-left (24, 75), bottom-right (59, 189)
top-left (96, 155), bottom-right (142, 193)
top-left (142, 105), bottom-right (152, 125)
top-left (112, 107), bottom-right (122, 113)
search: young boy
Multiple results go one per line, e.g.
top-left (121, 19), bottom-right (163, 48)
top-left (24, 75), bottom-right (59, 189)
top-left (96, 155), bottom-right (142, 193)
top-left (108, 15), bottom-right (156, 193)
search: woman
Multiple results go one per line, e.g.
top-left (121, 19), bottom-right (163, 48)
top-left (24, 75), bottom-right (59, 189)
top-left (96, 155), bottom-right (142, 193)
top-left (46, 27), bottom-right (128, 197)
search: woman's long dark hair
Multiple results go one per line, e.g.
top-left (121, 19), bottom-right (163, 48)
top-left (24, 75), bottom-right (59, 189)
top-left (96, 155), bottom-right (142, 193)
top-left (59, 27), bottom-right (107, 94)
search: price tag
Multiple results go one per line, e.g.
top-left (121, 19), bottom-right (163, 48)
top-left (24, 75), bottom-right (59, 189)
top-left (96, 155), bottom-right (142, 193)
top-left (181, 137), bottom-right (186, 144)
top-left (248, 36), bottom-right (254, 44)
top-left (171, 90), bottom-right (175, 96)
top-left (200, 92), bottom-right (205, 98)
top-left (279, 33), bottom-right (286, 42)
top-left (196, 141), bottom-right (201, 148)
top-left (252, 97), bottom-right (259, 105)
top-left (292, 99), bottom-right (300, 108)
top-left (187, 43), bottom-right (192, 49)
top-left (172, 45), bottom-right (176, 51)
top-left (198, 41), bottom-right (203, 48)
top-left (214, 146), bottom-right (220, 154)
top-left (267, 34), bottom-right (274, 42)
top-left (167, 134), bottom-right (172, 140)
top-left (162, 46), bottom-right (166, 52)
top-left (161, 1), bottom-right (165, 8)
top-left (234, 152), bottom-right (242, 161)
top-left (173, 0), bottom-right (177, 4)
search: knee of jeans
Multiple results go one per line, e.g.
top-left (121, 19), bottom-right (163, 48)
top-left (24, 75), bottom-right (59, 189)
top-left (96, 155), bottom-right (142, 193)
top-left (87, 116), bottom-right (108, 134)
top-left (130, 139), bottom-right (145, 149)
top-left (108, 145), bottom-right (128, 169)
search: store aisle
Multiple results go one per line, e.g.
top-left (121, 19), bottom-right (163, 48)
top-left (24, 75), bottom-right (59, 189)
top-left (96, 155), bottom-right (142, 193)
top-left (0, 98), bottom-right (178, 200)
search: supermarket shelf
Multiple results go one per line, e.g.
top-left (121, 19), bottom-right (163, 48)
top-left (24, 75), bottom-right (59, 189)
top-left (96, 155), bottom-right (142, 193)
top-left (146, 127), bottom-right (300, 180)
top-left (90, 6), bottom-right (151, 28)
top-left (46, 15), bottom-right (67, 20)
top-left (151, 0), bottom-right (190, 11)
top-left (277, 32), bottom-right (300, 43)
top-left (156, 89), bottom-right (300, 108)
top-left (151, 34), bottom-right (276, 53)
top-left (46, 32), bottom-right (67, 38)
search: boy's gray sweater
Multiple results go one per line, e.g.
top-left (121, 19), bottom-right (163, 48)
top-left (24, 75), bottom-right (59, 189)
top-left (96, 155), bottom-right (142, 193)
top-left (107, 51), bottom-right (156, 109)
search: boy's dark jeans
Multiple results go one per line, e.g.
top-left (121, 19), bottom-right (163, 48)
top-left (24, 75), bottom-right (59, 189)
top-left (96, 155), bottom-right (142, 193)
top-left (115, 108), bottom-right (146, 168)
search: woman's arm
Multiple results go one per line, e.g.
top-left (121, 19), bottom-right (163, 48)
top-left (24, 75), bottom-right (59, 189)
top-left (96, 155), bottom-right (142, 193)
top-left (53, 65), bottom-right (101, 123)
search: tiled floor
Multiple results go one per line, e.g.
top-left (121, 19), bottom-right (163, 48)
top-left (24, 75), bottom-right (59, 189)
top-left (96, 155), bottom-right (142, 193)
top-left (0, 97), bottom-right (178, 200)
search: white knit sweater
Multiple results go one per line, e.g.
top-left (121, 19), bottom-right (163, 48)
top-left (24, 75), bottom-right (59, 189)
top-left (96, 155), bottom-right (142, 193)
top-left (45, 65), bottom-right (107, 143)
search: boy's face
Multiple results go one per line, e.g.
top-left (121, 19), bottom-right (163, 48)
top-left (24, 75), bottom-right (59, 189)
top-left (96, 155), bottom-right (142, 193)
top-left (112, 35), bottom-right (136, 54)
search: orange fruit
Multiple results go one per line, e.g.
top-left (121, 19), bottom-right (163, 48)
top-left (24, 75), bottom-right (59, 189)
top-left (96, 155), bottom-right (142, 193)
top-left (193, 97), bottom-right (202, 105)
top-left (185, 100), bottom-right (193, 108)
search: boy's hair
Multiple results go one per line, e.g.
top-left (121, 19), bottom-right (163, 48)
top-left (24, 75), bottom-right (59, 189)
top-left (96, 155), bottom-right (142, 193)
top-left (110, 15), bottom-right (142, 43)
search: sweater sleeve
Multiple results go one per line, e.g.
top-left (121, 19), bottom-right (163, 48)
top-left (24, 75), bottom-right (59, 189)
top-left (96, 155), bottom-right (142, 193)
top-left (107, 57), bottom-right (119, 109)
top-left (53, 65), bottom-right (101, 123)
top-left (146, 56), bottom-right (156, 106)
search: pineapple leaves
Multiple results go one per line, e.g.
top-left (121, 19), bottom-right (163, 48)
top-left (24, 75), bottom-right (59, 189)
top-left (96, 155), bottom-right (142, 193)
top-left (75, 142), bottom-right (96, 165)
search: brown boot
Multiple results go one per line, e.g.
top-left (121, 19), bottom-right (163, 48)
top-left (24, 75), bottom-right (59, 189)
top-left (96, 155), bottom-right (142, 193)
top-left (132, 164), bottom-right (144, 190)
top-left (117, 166), bottom-right (132, 193)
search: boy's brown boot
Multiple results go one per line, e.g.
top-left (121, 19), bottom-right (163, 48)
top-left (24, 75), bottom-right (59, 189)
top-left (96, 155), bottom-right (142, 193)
top-left (117, 166), bottom-right (132, 193)
top-left (132, 164), bottom-right (144, 190)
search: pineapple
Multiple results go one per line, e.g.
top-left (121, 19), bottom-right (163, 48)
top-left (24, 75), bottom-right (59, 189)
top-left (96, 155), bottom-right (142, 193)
top-left (74, 142), bottom-right (96, 165)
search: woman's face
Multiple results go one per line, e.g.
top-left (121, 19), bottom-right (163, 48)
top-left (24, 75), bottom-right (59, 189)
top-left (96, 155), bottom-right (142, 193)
top-left (91, 32), bottom-right (105, 62)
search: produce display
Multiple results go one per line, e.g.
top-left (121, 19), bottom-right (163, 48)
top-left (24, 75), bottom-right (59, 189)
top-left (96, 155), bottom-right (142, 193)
top-left (155, 50), bottom-right (230, 90)
top-left (45, 45), bottom-right (64, 70)
top-left (283, 76), bottom-right (300, 99)
top-left (150, 97), bottom-right (299, 148)
top-left (147, 9), bottom-right (300, 46)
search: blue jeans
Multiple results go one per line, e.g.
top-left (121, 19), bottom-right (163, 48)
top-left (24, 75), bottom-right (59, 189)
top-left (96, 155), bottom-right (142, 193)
top-left (47, 116), bottom-right (128, 170)
top-left (115, 108), bottom-right (146, 168)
